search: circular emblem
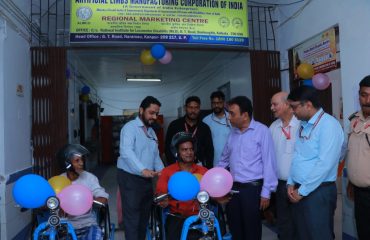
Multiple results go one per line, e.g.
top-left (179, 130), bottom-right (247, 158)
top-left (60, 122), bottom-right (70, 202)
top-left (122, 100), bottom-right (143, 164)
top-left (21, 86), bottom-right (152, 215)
top-left (232, 18), bottom-right (243, 28)
top-left (76, 7), bottom-right (92, 21)
top-left (218, 17), bottom-right (230, 28)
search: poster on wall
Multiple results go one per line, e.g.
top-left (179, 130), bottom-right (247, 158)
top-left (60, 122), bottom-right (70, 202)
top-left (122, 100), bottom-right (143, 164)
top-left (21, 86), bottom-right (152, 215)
top-left (292, 27), bottom-right (337, 79)
top-left (70, 0), bottom-right (249, 46)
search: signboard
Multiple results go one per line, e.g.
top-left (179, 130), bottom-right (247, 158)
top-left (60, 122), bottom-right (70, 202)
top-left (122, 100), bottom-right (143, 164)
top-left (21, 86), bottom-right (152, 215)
top-left (292, 27), bottom-right (337, 78)
top-left (70, 0), bottom-right (249, 46)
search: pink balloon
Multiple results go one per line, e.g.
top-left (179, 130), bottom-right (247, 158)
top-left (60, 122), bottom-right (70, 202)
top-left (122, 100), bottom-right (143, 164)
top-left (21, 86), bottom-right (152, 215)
top-left (159, 50), bottom-right (172, 64)
top-left (200, 167), bottom-right (233, 197)
top-left (58, 184), bottom-right (93, 216)
top-left (312, 73), bottom-right (331, 90)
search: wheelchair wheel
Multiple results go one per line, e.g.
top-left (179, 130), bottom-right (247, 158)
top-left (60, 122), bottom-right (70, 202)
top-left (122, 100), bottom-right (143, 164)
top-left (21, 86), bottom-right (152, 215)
top-left (147, 204), bottom-right (163, 240)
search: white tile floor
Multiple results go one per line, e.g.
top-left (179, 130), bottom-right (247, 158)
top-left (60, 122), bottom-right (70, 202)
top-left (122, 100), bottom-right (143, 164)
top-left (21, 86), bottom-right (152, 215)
top-left (98, 165), bottom-right (342, 240)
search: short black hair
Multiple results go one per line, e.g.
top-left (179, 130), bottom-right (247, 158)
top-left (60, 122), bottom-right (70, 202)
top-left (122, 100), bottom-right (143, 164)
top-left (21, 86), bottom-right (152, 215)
top-left (359, 75), bottom-right (370, 88)
top-left (288, 86), bottom-right (322, 109)
top-left (140, 96), bottom-right (161, 110)
top-left (228, 96), bottom-right (253, 117)
top-left (185, 96), bottom-right (201, 106)
top-left (210, 91), bottom-right (225, 101)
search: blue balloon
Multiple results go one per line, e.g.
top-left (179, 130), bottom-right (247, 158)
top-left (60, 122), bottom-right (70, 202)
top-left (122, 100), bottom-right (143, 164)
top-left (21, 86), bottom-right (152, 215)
top-left (12, 174), bottom-right (55, 209)
top-left (81, 85), bottom-right (90, 94)
top-left (150, 44), bottom-right (166, 59)
top-left (302, 79), bottom-right (313, 87)
top-left (168, 171), bottom-right (200, 201)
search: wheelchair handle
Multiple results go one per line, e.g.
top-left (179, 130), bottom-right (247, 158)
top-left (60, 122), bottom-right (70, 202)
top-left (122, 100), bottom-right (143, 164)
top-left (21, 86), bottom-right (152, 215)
top-left (153, 193), bottom-right (169, 203)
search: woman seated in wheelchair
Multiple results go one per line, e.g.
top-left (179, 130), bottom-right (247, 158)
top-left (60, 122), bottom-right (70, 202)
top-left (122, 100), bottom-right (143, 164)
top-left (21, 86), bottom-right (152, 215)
top-left (156, 132), bottom-right (208, 240)
top-left (58, 144), bottom-right (109, 240)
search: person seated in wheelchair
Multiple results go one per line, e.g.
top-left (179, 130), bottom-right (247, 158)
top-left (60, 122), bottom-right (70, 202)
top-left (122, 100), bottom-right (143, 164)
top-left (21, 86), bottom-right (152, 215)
top-left (57, 144), bottom-right (109, 240)
top-left (156, 132), bottom-right (208, 240)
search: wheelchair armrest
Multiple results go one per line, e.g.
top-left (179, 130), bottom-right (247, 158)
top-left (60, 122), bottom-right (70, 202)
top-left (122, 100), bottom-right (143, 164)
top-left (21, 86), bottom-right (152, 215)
top-left (93, 200), bottom-right (106, 208)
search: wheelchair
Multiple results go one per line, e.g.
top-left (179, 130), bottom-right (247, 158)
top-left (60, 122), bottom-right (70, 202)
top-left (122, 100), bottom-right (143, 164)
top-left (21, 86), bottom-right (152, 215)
top-left (147, 191), bottom-right (230, 240)
top-left (33, 197), bottom-right (115, 240)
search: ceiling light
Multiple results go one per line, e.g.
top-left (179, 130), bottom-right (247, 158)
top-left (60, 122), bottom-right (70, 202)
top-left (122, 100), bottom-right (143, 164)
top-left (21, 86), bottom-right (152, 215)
top-left (125, 74), bottom-right (162, 82)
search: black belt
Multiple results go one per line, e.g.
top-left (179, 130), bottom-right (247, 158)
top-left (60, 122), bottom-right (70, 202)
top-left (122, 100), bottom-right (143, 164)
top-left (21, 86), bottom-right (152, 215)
top-left (233, 179), bottom-right (263, 188)
top-left (295, 181), bottom-right (335, 189)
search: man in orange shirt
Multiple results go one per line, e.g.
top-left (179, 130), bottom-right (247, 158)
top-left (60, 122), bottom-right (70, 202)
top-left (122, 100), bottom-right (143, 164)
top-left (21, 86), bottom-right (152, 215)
top-left (156, 132), bottom-right (208, 240)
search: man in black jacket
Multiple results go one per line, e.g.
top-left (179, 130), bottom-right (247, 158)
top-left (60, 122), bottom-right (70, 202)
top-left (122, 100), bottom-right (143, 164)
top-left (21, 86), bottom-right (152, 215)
top-left (165, 96), bottom-right (214, 169)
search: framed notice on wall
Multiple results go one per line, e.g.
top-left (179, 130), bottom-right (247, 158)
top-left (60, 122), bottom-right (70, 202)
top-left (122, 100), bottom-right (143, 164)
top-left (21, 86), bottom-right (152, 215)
top-left (70, 0), bottom-right (249, 46)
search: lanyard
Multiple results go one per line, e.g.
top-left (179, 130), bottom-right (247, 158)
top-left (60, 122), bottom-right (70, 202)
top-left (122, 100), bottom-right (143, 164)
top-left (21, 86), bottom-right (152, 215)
top-left (141, 126), bottom-right (157, 143)
top-left (281, 126), bottom-right (291, 140)
top-left (299, 111), bottom-right (325, 140)
top-left (184, 122), bottom-right (198, 138)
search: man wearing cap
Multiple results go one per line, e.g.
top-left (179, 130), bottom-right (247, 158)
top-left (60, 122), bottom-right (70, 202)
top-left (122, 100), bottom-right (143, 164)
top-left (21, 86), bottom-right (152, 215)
top-left (346, 76), bottom-right (370, 239)
top-left (157, 132), bottom-right (208, 239)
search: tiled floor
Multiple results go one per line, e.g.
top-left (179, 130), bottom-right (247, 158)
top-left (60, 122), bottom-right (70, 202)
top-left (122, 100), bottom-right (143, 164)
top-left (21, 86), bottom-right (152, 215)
top-left (97, 165), bottom-right (342, 240)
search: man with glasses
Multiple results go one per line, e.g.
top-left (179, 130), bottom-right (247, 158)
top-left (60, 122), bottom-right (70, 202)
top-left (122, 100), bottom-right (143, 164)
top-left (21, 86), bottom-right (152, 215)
top-left (287, 86), bottom-right (344, 240)
top-left (346, 76), bottom-right (370, 239)
top-left (203, 91), bottom-right (231, 166)
top-left (117, 96), bottom-right (164, 240)
top-left (165, 96), bottom-right (214, 168)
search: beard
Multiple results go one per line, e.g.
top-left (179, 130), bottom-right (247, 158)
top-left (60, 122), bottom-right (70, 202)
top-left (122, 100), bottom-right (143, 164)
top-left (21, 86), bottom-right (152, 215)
top-left (140, 113), bottom-right (153, 127)
top-left (213, 107), bottom-right (223, 115)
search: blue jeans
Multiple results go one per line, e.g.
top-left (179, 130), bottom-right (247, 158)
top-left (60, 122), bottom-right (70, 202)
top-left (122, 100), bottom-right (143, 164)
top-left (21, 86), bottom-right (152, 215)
top-left (292, 183), bottom-right (336, 240)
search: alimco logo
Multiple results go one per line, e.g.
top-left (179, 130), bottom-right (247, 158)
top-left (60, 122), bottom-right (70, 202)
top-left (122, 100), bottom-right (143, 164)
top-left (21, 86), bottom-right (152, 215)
top-left (76, 7), bottom-right (93, 21)
top-left (218, 17), bottom-right (230, 28)
top-left (232, 18), bottom-right (242, 28)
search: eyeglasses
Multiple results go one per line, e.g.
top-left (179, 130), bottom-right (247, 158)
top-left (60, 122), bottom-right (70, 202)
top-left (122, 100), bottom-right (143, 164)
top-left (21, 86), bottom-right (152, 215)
top-left (290, 102), bottom-right (305, 110)
top-left (299, 111), bottom-right (324, 140)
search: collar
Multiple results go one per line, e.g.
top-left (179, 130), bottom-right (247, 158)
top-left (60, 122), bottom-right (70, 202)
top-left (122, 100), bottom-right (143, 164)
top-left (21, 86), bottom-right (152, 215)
top-left (134, 116), bottom-right (145, 127)
top-left (278, 115), bottom-right (299, 128)
top-left (175, 162), bottom-right (198, 173)
top-left (301, 108), bottom-right (324, 127)
top-left (358, 111), bottom-right (370, 121)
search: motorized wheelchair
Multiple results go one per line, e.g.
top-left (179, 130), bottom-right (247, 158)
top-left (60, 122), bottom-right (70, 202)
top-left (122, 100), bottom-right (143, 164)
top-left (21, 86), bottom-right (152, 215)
top-left (147, 191), bottom-right (231, 240)
top-left (32, 197), bottom-right (115, 240)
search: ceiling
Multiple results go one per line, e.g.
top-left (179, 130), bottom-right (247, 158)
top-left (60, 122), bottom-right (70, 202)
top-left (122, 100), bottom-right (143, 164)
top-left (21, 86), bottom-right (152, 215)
top-left (68, 48), bottom-right (232, 89)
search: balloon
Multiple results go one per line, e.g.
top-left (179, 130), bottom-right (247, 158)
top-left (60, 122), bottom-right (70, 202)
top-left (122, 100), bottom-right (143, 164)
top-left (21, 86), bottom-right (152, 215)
top-left (150, 44), bottom-right (166, 59)
top-left (200, 167), bottom-right (233, 197)
top-left (48, 175), bottom-right (71, 194)
top-left (58, 184), bottom-right (93, 216)
top-left (297, 63), bottom-right (314, 79)
top-left (81, 94), bottom-right (89, 102)
top-left (193, 173), bottom-right (203, 182)
top-left (81, 85), bottom-right (90, 94)
top-left (140, 49), bottom-right (156, 65)
top-left (159, 51), bottom-right (172, 64)
top-left (13, 174), bottom-right (55, 209)
top-left (302, 79), bottom-right (313, 87)
top-left (168, 171), bottom-right (200, 201)
top-left (312, 73), bottom-right (331, 90)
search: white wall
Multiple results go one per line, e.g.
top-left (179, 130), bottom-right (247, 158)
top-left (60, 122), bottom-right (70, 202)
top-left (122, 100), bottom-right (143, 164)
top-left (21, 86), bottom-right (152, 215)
top-left (0, 14), bottom-right (32, 239)
top-left (183, 51), bottom-right (252, 109)
top-left (276, 0), bottom-right (370, 129)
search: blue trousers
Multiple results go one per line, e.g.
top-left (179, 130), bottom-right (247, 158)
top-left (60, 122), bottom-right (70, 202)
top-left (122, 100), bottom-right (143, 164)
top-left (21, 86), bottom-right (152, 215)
top-left (226, 182), bottom-right (262, 240)
top-left (291, 183), bottom-right (336, 240)
top-left (276, 180), bottom-right (296, 240)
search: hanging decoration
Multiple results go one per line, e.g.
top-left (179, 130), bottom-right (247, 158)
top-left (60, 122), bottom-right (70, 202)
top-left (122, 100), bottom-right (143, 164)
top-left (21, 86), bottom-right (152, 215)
top-left (312, 73), bottom-right (331, 90)
top-left (297, 63), bottom-right (315, 80)
top-left (140, 44), bottom-right (173, 65)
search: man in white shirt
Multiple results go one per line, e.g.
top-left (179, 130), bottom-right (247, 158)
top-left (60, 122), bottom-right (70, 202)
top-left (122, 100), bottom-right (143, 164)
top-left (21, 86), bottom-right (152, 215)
top-left (270, 91), bottom-right (300, 240)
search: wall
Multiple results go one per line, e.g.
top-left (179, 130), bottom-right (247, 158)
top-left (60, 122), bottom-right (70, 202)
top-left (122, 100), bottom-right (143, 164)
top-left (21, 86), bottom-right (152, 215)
top-left (0, 13), bottom-right (32, 239)
top-left (183, 51), bottom-right (252, 109)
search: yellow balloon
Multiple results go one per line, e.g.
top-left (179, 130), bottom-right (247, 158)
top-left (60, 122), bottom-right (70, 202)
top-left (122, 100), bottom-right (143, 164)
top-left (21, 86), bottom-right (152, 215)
top-left (48, 175), bottom-right (71, 194)
top-left (140, 49), bottom-right (156, 65)
top-left (297, 63), bottom-right (314, 79)
top-left (193, 173), bottom-right (203, 182)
